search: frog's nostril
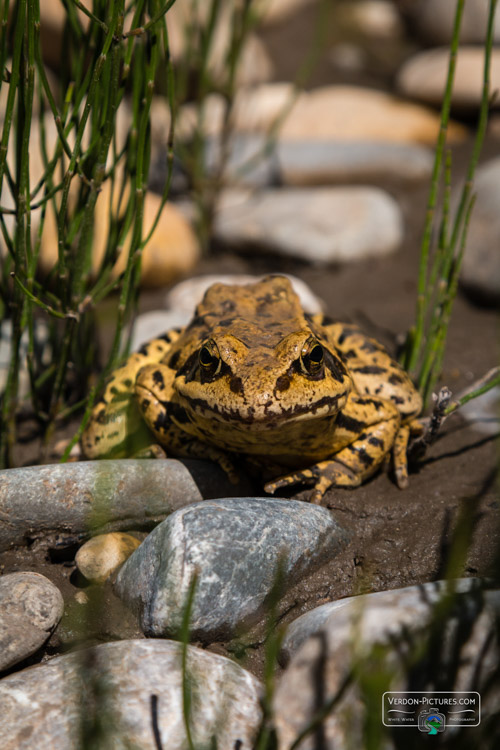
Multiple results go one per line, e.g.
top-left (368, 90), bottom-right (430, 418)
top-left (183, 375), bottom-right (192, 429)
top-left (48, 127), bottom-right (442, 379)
top-left (275, 375), bottom-right (291, 392)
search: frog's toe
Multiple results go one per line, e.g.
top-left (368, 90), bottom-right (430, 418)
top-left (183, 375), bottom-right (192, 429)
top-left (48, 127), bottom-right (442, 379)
top-left (265, 468), bottom-right (317, 495)
top-left (133, 444), bottom-right (167, 459)
top-left (265, 461), bottom-right (359, 505)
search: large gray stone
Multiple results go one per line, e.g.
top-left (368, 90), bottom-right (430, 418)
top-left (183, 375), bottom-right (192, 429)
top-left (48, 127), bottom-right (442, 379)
top-left (164, 273), bottom-right (324, 317)
top-left (205, 134), bottom-right (280, 187)
top-left (459, 155), bottom-right (500, 304)
top-left (115, 497), bottom-right (349, 640)
top-left (0, 459), bottom-right (251, 551)
top-left (0, 572), bottom-right (63, 671)
top-left (0, 639), bottom-right (263, 750)
top-left (215, 187), bottom-right (404, 263)
top-left (274, 579), bottom-right (500, 750)
top-left (277, 140), bottom-right (434, 184)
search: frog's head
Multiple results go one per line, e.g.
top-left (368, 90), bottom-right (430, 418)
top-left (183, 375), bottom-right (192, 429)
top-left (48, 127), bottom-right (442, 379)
top-left (173, 326), bottom-right (352, 428)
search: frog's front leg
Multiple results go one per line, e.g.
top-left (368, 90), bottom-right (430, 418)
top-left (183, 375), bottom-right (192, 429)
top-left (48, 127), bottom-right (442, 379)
top-left (265, 395), bottom-right (401, 504)
top-left (135, 364), bottom-right (239, 483)
top-left (81, 334), bottom-right (180, 459)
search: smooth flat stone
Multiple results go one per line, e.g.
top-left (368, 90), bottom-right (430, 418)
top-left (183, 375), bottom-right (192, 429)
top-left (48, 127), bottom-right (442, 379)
top-left (215, 187), bottom-right (404, 263)
top-left (0, 459), bottom-right (251, 552)
top-left (397, 47), bottom-right (500, 111)
top-left (277, 140), bottom-right (434, 184)
top-left (0, 639), bottom-right (263, 749)
top-left (459, 155), bottom-right (500, 304)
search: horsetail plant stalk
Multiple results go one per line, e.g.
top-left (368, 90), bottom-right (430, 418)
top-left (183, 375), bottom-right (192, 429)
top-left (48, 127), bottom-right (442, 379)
top-left (405, 0), bottom-right (498, 411)
top-left (0, 1), bottom-right (177, 468)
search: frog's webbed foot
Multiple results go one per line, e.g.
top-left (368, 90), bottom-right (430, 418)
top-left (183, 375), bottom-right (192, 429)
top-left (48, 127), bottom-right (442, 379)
top-left (265, 460), bottom-right (361, 505)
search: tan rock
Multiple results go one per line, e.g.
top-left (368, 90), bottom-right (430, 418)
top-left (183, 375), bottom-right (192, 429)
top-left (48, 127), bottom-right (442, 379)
top-left (75, 532), bottom-right (142, 584)
top-left (397, 47), bottom-right (500, 111)
top-left (40, 181), bottom-right (201, 288)
top-left (255, 0), bottom-right (316, 25)
top-left (347, 0), bottom-right (404, 38)
top-left (176, 84), bottom-right (466, 146)
top-left (278, 85), bottom-right (467, 144)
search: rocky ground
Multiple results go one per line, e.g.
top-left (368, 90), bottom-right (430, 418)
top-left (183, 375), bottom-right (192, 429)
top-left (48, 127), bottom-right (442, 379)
top-left (1, 1), bottom-right (500, 748)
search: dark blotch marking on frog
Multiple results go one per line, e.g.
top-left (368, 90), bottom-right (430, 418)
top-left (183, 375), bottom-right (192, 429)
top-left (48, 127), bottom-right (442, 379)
top-left (388, 373), bottom-right (404, 385)
top-left (368, 435), bottom-right (384, 448)
top-left (152, 369), bottom-right (165, 390)
top-left (152, 400), bottom-right (190, 433)
top-left (360, 340), bottom-right (380, 353)
top-left (168, 348), bottom-right (182, 370)
top-left (347, 444), bottom-right (374, 466)
top-left (336, 326), bottom-right (359, 345)
top-left (335, 411), bottom-right (365, 434)
top-left (356, 396), bottom-right (384, 411)
top-left (324, 350), bottom-right (348, 382)
top-left (352, 365), bottom-right (387, 375)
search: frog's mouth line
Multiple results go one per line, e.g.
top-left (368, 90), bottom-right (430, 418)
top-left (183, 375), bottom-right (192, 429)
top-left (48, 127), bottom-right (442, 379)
top-left (182, 393), bottom-right (343, 427)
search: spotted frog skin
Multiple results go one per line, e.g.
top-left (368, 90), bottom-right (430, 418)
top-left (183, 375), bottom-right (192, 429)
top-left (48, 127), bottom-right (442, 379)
top-left (82, 276), bottom-right (423, 504)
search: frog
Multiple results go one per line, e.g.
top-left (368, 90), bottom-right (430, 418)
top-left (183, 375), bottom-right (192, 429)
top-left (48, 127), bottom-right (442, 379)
top-left (82, 275), bottom-right (423, 504)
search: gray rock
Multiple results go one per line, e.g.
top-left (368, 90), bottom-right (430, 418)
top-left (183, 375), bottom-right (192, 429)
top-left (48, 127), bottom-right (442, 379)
top-left (278, 140), bottom-right (434, 184)
top-left (165, 273), bottom-right (324, 317)
top-left (397, 47), bottom-right (500, 111)
top-left (274, 579), bottom-right (500, 750)
top-left (399, 0), bottom-right (500, 45)
top-left (205, 133), bottom-right (280, 187)
top-left (459, 156), bottom-right (500, 304)
top-left (281, 578), bottom-right (495, 661)
top-left (215, 187), bottom-right (404, 263)
top-left (129, 310), bottom-right (190, 351)
top-left (0, 459), bottom-right (251, 552)
top-left (0, 320), bottom-right (51, 402)
top-left (115, 497), bottom-right (349, 640)
top-left (0, 639), bottom-right (263, 749)
top-left (0, 572), bottom-right (63, 671)
top-left (460, 385), bottom-right (500, 435)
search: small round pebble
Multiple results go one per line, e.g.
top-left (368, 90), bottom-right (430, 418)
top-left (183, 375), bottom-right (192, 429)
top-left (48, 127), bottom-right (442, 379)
top-left (75, 532), bottom-right (142, 584)
top-left (0, 572), bottom-right (64, 671)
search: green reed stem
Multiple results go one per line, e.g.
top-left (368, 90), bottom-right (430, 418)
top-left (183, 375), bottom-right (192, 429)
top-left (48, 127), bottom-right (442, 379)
top-left (407, 0), bottom-right (464, 374)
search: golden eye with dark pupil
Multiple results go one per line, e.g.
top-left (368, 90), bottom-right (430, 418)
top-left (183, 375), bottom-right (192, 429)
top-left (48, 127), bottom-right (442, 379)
top-left (301, 340), bottom-right (324, 374)
top-left (199, 341), bottom-right (221, 375)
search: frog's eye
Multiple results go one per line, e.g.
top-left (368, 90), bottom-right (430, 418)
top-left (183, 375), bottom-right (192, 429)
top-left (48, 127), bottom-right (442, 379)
top-left (199, 340), bottom-right (221, 376)
top-left (301, 338), bottom-right (324, 375)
